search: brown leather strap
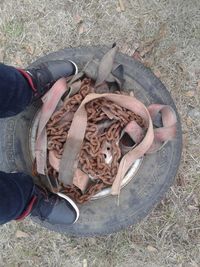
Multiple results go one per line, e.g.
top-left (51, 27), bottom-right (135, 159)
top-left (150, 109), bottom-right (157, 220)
top-left (35, 78), bottom-right (68, 175)
top-left (35, 84), bottom-right (177, 196)
top-left (35, 47), bottom-right (177, 197)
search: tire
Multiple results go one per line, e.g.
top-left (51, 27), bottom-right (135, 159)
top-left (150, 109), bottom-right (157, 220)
top-left (0, 46), bottom-right (182, 236)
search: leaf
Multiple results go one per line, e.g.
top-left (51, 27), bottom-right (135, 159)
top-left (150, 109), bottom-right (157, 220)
top-left (14, 56), bottom-right (23, 66)
top-left (140, 40), bottom-right (156, 57)
top-left (176, 174), bottom-right (186, 187)
top-left (116, 6), bottom-right (121, 12)
top-left (147, 245), bottom-right (158, 252)
top-left (157, 23), bottom-right (167, 40)
top-left (95, 46), bottom-right (118, 86)
top-left (132, 51), bottom-right (143, 62)
top-left (197, 80), bottom-right (200, 89)
top-left (78, 23), bottom-right (86, 34)
top-left (190, 260), bottom-right (199, 267)
top-left (83, 259), bottom-right (88, 267)
top-left (119, 0), bottom-right (125, 12)
top-left (186, 116), bottom-right (193, 126)
top-left (187, 205), bottom-right (199, 211)
top-left (24, 44), bottom-right (34, 55)
top-left (0, 48), bottom-right (4, 61)
top-left (185, 90), bottom-right (195, 97)
top-left (154, 69), bottom-right (161, 78)
top-left (15, 230), bottom-right (30, 238)
top-left (137, 24), bottom-right (167, 58)
top-left (74, 14), bottom-right (83, 24)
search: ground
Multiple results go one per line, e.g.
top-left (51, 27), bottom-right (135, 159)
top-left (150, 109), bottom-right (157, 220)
top-left (0, 0), bottom-right (200, 266)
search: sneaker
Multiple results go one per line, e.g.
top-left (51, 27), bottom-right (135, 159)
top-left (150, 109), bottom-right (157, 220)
top-left (16, 185), bottom-right (79, 225)
top-left (19, 60), bottom-right (78, 99)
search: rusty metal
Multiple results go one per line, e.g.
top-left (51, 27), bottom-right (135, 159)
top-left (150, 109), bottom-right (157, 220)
top-left (32, 78), bottom-right (144, 203)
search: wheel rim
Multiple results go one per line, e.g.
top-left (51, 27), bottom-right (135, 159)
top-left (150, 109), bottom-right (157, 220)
top-left (30, 108), bottom-right (143, 200)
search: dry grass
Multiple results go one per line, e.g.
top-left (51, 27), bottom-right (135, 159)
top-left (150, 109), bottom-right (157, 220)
top-left (0, 0), bottom-right (200, 266)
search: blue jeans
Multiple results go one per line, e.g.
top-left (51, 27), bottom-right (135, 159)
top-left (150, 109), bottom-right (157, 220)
top-left (0, 63), bottom-right (34, 224)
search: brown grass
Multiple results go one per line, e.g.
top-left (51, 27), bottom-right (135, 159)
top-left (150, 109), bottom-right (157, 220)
top-left (0, 0), bottom-right (200, 266)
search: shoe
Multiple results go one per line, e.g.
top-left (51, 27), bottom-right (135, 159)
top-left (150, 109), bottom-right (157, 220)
top-left (19, 60), bottom-right (78, 99)
top-left (16, 185), bottom-right (79, 225)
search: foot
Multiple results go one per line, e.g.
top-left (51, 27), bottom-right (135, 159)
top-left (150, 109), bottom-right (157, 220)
top-left (17, 185), bottom-right (79, 225)
top-left (20, 60), bottom-right (78, 99)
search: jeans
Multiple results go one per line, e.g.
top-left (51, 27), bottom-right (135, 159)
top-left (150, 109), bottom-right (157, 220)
top-left (0, 63), bottom-right (34, 224)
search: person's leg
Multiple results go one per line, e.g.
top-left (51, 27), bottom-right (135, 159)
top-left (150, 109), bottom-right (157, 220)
top-left (0, 64), bottom-right (34, 223)
top-left (0, 60), bottom-right (78, 118)
top-left (0, 61), bottom-right (79, 225)
top-left (0, 63), bottom-right (33, 118)
top-left (0, 170), bottom-right (79, 225)
top-left (0, 171), bottom-right (34, 224)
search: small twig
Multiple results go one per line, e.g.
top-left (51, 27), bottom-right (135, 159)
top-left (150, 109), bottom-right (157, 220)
top-left (119, 0), bottom-right (125, 12)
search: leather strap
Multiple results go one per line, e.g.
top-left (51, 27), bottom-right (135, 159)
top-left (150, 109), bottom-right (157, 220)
top-left (35, 48), bottom-right (177, 197)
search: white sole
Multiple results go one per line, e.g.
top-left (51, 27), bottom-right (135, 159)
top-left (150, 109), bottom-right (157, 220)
top-left (56, 192), bottom-right (80, 223)
top-left (68, 60), bottom-right (79, 75)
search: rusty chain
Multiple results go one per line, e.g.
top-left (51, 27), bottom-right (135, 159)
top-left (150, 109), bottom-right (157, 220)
top-left (35, 78), bottom-right (144, 203)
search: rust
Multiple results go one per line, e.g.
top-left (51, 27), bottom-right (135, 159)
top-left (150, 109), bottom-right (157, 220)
top-left (36, 78), bottom-right (144, 203)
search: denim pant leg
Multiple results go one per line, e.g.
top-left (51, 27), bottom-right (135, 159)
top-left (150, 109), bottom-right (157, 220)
top-left (0, 63), bottom-right (34, 224)
top-left (0, 63), bottom-right (33, 118)
top-left (0, 172), bottom-right (34, 224)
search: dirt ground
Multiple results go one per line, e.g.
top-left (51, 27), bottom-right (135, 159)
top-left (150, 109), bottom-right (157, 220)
top-left (0, 0), bottom-right (200, 266)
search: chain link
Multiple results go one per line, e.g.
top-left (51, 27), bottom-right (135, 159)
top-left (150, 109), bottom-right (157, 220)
top-left (35, 78), bottom-right (144, 203)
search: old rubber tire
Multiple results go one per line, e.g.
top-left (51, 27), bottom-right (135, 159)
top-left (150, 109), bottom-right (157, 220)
top-left (0, 46), bottom-right (182, 236)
